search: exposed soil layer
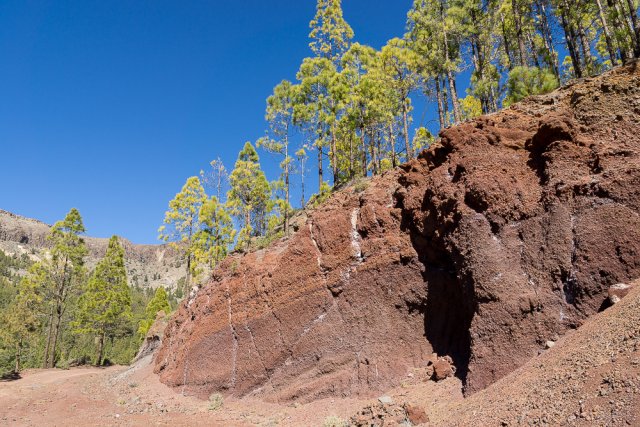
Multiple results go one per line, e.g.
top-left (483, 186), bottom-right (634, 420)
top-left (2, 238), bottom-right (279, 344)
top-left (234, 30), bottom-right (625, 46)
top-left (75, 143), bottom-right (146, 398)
top-left (155, 62), bottom-right (640, 401)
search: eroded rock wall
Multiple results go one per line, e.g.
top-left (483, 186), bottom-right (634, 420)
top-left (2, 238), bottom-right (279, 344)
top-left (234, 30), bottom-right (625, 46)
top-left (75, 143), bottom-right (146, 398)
top-left (156, 62), bottom-right (640, 400)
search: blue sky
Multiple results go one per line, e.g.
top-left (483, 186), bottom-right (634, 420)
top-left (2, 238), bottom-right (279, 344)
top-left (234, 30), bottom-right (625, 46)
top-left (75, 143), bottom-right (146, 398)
top-left (0, 0), bottom-right (430, 244)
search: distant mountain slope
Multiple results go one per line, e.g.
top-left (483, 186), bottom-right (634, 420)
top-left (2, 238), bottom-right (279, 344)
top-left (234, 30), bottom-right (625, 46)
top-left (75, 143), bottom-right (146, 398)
top-left (0, 209), bottom-right (184, 290)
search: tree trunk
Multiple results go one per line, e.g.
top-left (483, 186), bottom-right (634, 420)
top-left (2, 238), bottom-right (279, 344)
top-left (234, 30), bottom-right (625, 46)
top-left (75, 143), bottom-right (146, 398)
top-left (389, 123), bottom-right (397, 168)
top-left (447, 71), bottom-right (461, 124)
top-left (490, 85), bottom-right (498, 112)
top-left (402, 100), bottom-right (413, 159)
top-left (537, 0), bottom-right (560, 76)
top-left (577, 19), bottom-right (594, 73)
top-left (369, 130), bottom-right (378, 175)
top-left (625, 0), bottom-right (640, 57)
top-left (470, 37), bottom-right (489, 114)
top-left (442, 80), bottom-right (450, 127)
top-left (245, 211), bottom-right (251, 249)
top-left (348, 133), bottom-right (354, 179)
top-left (527, 32), bottom-right (541, 68)
top-left (43, 309), bottom-right (54, 368)
top-left (49, 311), bottom-right (63, 368)
top-left (616, 0), bottom-right (637, 53)
top-left (317, 144), bottom-right (323, 190)
top-left (501, 16), bottom-right (515, 70)
top-left (185, 254), bottom-right (191, 294)
top-left (608, 0), bottom-right (632, 61)
top-left (330, 129), bottom-right (338, 185)
top-left (284, 141), bottom-right (290, 236)
top-left (560, 8), bottom-right (583, 78)
top-left (511, 0), bottom-right (528, 66)
top-left (377, 135), bottom-right (382, 173)
top-left (96, 332), bottom-right (105, 366)
top-left (596, 0), bottom-right (619, 65)
top-left (300, 156), bottom-right (306, 208)
top-left (360, 128), bottom-right (367, 177)
top-left (435, 76), bottom-right (446, 130)
top-left (441, 6), bottom-right (461, 124)
top-left (15, 340), bottom-right (21, 372)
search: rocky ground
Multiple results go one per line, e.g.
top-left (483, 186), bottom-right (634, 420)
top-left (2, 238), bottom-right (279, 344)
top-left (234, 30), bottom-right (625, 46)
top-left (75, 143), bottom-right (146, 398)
top-left (1, 280), bottom-right (638, 426)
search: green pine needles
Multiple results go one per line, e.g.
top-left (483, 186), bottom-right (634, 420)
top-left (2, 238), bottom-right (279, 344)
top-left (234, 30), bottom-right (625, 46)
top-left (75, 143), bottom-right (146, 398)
top-left (74, 236), bottom-right (132, 366)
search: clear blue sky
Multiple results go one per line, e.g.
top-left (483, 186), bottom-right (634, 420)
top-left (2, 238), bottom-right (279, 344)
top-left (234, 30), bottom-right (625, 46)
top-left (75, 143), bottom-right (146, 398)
top-left (0, 0), bottom-right (425, 244)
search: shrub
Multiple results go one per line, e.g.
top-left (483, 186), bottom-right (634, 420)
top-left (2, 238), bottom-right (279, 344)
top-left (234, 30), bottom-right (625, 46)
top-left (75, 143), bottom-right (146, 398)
top-left (504, 66), bottom-right (559, 107)
top-left (322, 415), bottom-right (347, 427)
top-left (353, 178), bottom-right (369, 194)
top-left (309, 181), bottom-right (333, 208)
top-left (208, 393), bottom-right (223, 411)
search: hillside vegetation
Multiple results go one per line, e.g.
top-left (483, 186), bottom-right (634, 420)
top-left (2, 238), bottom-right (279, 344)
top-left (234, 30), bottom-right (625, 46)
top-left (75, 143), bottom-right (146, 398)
top-left (0, 209), bottom-right (180, 376)
top-left (156, 0), bottom-right (640, 299)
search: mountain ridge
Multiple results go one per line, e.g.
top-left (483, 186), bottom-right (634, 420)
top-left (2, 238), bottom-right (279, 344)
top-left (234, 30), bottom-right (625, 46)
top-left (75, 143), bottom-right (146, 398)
top-left (0, 208), bottom-right (184, 290)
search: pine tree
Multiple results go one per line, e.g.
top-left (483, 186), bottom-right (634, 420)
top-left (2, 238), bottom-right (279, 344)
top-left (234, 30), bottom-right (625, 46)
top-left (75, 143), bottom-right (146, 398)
top-left (449, 0), bottom-right (501, 113)
top-left (200, 158), bottom-right (228, 201)
top-left (43, 208), bottom-right (87, 368)
top-left (296, 148), bottom-right (308, 207)
top-left (309, 0), bottom-right (355, 64)
top-left (407, 0), bottom-right (463, 129)
top-left (595, 0), bottom-right (619, 65)
top-left (0, 267), bottom-right (42, 372)
top-left (379, 38), bottom-right (422, 160)
top-left (504, 65), bottom-right (559, 106)
top-left (295, 57), bottom-right (340, 188)
top-left (138, 287), bottom-right (171, 336)
top-left (74, 236), bottom-right (131, 366)
top-left (341, 43), bottom-right (382, 177)
top-left (192, 196), bottom-right (235, 276)
top-left (303, 0), bottom-right (355, 186)
top-left (226, 142), bottom-right (271, 250)
top-left (258, 80), bottom-right (298, 234)
top-left (159, 177), bottom-right (207, 294)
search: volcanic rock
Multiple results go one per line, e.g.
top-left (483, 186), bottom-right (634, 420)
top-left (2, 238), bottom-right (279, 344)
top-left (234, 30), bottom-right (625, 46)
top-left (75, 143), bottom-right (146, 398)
top-left (432, 358), bottom-right (455, 382)
top-left (134, 311), bottom-right (169, 363)
top-left (608, 283), bottom-right (635, 304)
top-left (404, 404), bottom-right (430, 425)
top-left (155, 62), bottom-right (640, 401)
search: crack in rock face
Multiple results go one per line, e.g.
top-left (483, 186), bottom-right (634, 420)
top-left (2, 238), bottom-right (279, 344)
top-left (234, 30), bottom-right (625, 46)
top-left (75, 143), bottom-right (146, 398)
top-left (351, 208), bottom-right (363, 262)
top-left (154, 63), bottom-right (640, 402)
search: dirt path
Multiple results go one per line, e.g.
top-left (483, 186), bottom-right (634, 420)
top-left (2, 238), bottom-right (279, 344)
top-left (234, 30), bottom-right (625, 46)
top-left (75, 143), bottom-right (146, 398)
top-left (0, 358), bottom-right (384, 426)
top-left (0, 366), bottom-right (122, 426)
top-left (0, 355), bottom-right (463, 426)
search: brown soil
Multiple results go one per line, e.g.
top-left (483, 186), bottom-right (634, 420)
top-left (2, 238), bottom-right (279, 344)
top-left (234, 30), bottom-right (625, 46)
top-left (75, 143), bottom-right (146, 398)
top-left (0, 357), bottom-right (462, 426)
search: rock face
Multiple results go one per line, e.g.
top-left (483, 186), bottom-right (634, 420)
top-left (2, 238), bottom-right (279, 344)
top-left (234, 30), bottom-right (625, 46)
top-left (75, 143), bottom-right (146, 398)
top-left (155, 63), bottom-right (640, 401)
top-left (0, 209), bottom-right (183, 290)
top-left (134, 311), bottom-right (170, 363)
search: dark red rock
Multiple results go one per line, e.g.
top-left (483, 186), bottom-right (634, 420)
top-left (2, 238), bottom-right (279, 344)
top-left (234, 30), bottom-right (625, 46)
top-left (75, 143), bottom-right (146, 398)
top-left (155, 63), bottom-right (640, 401)
top-left (405, 404), bottom-right (430, 425)
top-left (432, 359), bottom-right (455, 382)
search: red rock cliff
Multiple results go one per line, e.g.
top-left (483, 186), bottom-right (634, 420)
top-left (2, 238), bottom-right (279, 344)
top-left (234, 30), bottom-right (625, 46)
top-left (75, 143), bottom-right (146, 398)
top-left (155, 62), bottom-right (640, 401)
